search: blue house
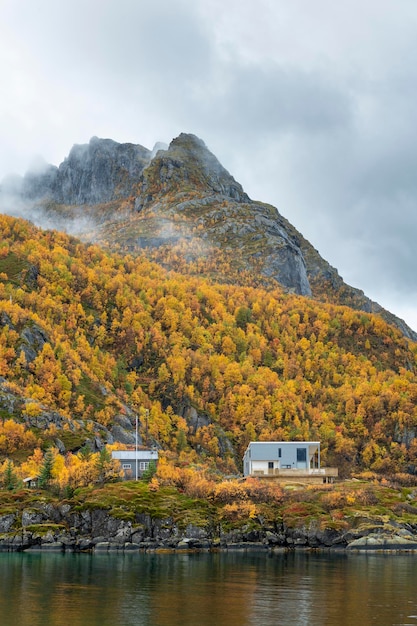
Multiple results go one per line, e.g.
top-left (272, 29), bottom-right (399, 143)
top-left (243, 441), bottom-right (337, 483)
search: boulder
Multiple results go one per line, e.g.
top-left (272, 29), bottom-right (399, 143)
top-left (110, 424), bottom-right (137, 446)
top-left (22, 509), bottom-right (44, 527)
top-left (348, 532), bottom-right (417, 550)
top-left (0, 514), bottom-right (16, 533)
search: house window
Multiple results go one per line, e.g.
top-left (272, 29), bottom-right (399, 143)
top-left (297, 448), bottom-right (307, 462)
top-left (268, 461), bottom-right (274, 469)
top-left (139, 461), bottom-right (149, 471)
top-left (278, 448), bottom-right (282, 458)
top-left (122, 464), bottom-right (132, 469)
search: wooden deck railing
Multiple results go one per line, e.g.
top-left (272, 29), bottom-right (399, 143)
top-left (253, 467), bottom-right (338, 477)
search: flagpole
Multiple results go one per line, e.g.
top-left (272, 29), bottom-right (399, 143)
top-left (135, 414), bottom-right (138, 481)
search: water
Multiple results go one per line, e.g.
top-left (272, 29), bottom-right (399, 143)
top-left (1, 550), bottom-right (417, 626)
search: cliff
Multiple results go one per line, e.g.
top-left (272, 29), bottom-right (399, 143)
top-left (22, 137), bottom-right (151, 205)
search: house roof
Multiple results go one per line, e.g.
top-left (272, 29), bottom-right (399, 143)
top-left (112, 450), bottom-right (159, 461)
top-left (244, 441), bottom-right (320, 460)
top-left (247, 441), bottom-right (320, 446)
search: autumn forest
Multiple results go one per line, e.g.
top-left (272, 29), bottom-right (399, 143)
top-left (0, 211), bottom-right (417, 495)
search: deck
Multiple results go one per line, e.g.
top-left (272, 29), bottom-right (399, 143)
top-left (251, 467), bottom-right (338, 484)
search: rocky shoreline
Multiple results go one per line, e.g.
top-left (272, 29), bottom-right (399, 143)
top-left (2, 505), bottom-right (417, 553)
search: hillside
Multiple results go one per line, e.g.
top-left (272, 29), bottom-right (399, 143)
top-left (0, 212), bottom-right (417, 486)
top-left (5, 133), bottom-right (416, 341)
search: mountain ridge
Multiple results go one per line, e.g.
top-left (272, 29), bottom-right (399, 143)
top-left (2, 133), bottom-right (416, 340)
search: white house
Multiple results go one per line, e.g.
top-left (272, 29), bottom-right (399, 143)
top-left (112, 449), bottom-right (159, 480)
top-left (23, 476), bottom-right (39, 488)
top-left (243, 441), bottom-right (337, 483)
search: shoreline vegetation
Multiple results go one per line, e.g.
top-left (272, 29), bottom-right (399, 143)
top-left (2, 473), bottom-right (417, 554)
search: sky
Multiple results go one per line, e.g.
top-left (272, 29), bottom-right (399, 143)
top-left (1, 0), bottom-right (417, 332)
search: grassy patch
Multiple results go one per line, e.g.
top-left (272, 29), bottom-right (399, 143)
top-left (57, 429), bottom-right (90, 452)
top-left (73, 482), bottom-right (214, 529)
top-left (279, 500), bottom-right (326, 529)
top-left (24, 523), bottom-right (67, 535)
top-left (0, 253), bottom-right (29, 285)
top-left (76, 374), bottom-right (106, 412)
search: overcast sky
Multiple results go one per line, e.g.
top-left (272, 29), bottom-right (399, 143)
top-left (1, 0), bottom-right (417, 331)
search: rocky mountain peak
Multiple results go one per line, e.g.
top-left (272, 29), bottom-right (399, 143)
top-left (136, 134), bottom-right (249, 210)
top-left (2, 133), bottom-right (416, 340)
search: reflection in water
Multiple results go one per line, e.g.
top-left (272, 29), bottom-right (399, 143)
top-left (0, 551), bottom-right (417, 625)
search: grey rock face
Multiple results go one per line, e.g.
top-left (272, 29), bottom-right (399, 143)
top-left (24, 264), bottom-right (40, 289)
top-left (24, 408), bottom-right (72, 430)
top-left (263, 245), bottom-right (311, 295)
top-left (178, 403), bottom-right (234, 456)
top-left (113, 414), bottom-right (135, 431)
top-left (0, 386), bottom-right (19, 415)
top-left (23, 137), bottom-right (151, 205)
top-left (187, 197), bottom-right (311, 295)
top-left (20, 324), bottom-right (49, 364)
top-left (181, 405), bottom-right (211, 433)
top-left (54, 438), bottom-right (66, 453)
top-left (22, 509), bottom-right (44, 527)
top-left (0, 312), bottom-right (14, 329)
top-left (4, 501), bottom-right (417, 553)
top-left (347, 533), bottom-right (417, 550)
top-left (0, 514), bottom-right (16, 533)
top-left (56, 138), bottom-right (150, 204)
top-left (110, 424), bottom-right (137, 446)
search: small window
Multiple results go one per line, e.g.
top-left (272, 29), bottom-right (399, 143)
top-left (268, 461), bottom-right (274, 469)
top-left (139, 461), bottom-right (149, 471)
top-left (122, 464), bottom-right (132, 469)
top-left (278, 448), bottom-right (282, 458)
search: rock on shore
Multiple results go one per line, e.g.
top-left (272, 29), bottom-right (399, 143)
top-left (1, 505), bottom-right (417, 553)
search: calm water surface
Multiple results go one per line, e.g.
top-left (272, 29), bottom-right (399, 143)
top-left (1, 550), bottom-right (417, 626)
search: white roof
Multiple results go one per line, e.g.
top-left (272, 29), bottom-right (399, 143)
top-left (248, 441), bottom-right (320, 445)
top-left (112, 450), bottom-right (158, 460)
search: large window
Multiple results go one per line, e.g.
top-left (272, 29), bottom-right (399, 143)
top-left (296, 448), bottom-right (307, 463)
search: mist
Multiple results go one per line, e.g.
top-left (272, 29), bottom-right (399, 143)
top-left (0, 172), bottom-right (98, 239)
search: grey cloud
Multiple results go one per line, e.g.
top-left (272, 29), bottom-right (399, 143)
top-left (209, 65), bottom-right (353, 136)
top-left (1, 0), bottom-right (417, 329)
top-left (270, 130), bottom-right (417, 306)
top-left (10, 0), bottom-right (212, 93)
